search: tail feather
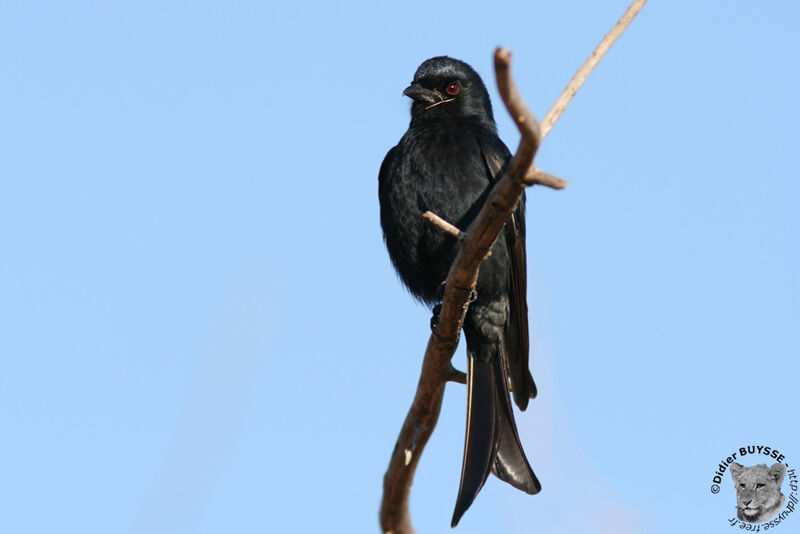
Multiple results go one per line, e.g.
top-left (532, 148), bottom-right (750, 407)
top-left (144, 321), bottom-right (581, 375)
top-left (451, 354), bottom-right (539, 527)
top-left (491, 352), bottom-right (541, 494)
top-left (451, 356), bottom-right (497, 527)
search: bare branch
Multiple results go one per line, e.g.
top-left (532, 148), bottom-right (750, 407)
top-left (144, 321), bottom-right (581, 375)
top-left (540, 0), bottom-right (648, 141)
top-left (445, 365), bottom-right (467, 384)
top-left (495, 49), bottom-right (541, 182)
top-left (524, 167), bottom-right (568, 189)
top-left (423, 211), bottom-right (463, 240)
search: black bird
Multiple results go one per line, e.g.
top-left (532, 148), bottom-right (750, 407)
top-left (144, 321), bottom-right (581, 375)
top-left (378, 56), bottom-right (540, 527)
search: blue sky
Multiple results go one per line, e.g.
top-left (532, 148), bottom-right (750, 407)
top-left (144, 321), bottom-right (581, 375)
top-left (1, 1), bottom-right (798, 533)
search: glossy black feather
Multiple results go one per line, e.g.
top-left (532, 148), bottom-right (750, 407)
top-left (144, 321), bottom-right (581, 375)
top-left (451, 356), bottom-right (497, 527)
top-left (378, 56), bottom-right (540, 527)
top-left (481, 143), bottom-right (537, 409)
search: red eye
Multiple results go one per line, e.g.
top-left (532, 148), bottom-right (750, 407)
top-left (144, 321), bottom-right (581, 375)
top-left (446, 83), bottom-right (459, 95)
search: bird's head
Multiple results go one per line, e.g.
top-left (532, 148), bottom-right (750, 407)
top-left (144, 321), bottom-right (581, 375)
top-left (404, 56), bottom-right (495, 130)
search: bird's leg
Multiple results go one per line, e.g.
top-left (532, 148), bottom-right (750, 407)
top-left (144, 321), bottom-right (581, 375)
top-left (435, 281), bottom-right (447, 301)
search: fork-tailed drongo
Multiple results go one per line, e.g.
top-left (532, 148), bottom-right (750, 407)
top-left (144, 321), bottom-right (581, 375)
top-left (378, 56), bottom-right (540, 527)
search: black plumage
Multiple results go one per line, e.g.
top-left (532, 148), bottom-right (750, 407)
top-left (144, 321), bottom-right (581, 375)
top-left (378, 56), bottom-right (540, 527)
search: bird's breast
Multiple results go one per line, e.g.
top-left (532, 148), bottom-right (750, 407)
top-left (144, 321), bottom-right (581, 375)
top-left (379, 123), bottom-right (499, 302)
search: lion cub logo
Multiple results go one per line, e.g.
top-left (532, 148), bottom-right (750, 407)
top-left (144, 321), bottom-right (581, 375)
top-left (730, 462), bottom-right (787, 523)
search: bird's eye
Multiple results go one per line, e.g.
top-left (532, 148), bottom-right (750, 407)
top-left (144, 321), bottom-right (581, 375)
top-left (446, 83), bottom-right (459, 95)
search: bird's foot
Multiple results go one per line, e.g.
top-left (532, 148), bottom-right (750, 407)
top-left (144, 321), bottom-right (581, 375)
top-left (430, 303), bottom-right (442, 332)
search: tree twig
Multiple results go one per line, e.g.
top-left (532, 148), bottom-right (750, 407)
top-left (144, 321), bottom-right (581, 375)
top-left (423, 211), bottom-right (463, 240)
top-left (524, 167), bottom-right (568, 189)
top-left (540, 0), bottom-right (648, 141)
top-left (445, 365), bottom-right (467, 384)
top-left (380, 3), bottom-right (647, 532)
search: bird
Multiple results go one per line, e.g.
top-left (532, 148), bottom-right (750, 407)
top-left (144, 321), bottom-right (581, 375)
top-left (378, 56), bottom-right (540, 527)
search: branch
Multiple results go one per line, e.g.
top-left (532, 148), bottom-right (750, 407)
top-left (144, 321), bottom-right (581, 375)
top-left (524, 167), bottom-right (568, 189)
top-left (423, 211), bottom-right (463, 240)
top-left (445, 365), bottom-right (467, 384)
top-left (380, 3), bottom-right (647, 532)
top-left (540, 0), bottom-right (648, 141)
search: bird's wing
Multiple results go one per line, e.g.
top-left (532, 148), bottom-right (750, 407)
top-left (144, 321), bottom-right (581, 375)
top-left (479, 140), bottom-right (537, 410)
top-left (377, 144), bottom-right (397, 198)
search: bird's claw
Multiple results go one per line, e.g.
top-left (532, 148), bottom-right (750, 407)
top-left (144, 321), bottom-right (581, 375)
top-left (430, 303), bottom-right (442, 332)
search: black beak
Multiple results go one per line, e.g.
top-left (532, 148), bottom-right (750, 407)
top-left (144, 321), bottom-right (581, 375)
top-left (403, 83), bottom-right (441, 104)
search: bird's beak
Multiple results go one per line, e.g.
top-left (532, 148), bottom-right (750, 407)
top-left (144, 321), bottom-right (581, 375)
top-left (403, 83), bottom-right (441, 104)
